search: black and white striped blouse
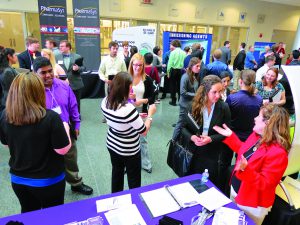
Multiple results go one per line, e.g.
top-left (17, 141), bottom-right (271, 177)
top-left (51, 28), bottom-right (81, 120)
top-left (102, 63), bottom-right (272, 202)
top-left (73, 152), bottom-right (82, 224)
top-left (101, 97), bottom-right (146, 156)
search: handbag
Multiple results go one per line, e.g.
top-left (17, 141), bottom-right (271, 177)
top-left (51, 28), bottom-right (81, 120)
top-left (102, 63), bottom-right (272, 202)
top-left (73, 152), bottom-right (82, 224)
top-left (167, 139), bottom-right (193, 177)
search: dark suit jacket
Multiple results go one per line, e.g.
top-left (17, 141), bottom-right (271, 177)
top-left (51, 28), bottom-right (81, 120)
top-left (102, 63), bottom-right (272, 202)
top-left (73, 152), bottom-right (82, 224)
top-left (233, 50), bottom-right (246, 70)
top-left (17, 50), bottom-right (41, 71)
top-left (56, 53), bottom-right (85, 90)
top-left (181, 100), bottom-right (231, 152)
top-left (0, 67), bottom-right (19, 108)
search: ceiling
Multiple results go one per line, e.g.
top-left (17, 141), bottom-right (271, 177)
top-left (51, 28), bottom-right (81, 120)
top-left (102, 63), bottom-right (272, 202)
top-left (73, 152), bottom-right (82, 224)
top-left (258, 0), bottom-right (300, 7)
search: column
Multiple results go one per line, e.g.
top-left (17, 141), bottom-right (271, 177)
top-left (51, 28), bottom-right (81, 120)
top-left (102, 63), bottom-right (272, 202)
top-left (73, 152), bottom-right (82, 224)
top-left (293, 18), bottom-right (300, 50)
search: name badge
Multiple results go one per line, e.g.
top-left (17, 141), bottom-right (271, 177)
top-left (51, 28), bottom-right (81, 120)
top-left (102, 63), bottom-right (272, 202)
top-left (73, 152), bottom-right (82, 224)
top-left (52, 106), bottom-right (62, 115)
top-left (58, 60), bottom-right (63, 65)
top-left (31, 64), bottom-right (33, 71)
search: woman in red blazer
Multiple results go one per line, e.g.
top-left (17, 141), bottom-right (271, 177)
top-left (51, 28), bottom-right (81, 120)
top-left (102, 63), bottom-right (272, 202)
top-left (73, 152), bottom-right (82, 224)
top-left (213, 104), bottom-right (291, 225)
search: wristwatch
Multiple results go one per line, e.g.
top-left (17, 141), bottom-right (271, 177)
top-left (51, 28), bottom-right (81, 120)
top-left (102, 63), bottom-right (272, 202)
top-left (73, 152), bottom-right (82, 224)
top-left (146, 117), bottom-right (153, 121)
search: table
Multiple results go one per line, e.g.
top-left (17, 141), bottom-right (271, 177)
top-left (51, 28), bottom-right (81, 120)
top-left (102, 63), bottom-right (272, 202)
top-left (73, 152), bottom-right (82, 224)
top-left (81, 72), bottom-right (105, 99)
top-left (0, 175), bottom-right (255, 225)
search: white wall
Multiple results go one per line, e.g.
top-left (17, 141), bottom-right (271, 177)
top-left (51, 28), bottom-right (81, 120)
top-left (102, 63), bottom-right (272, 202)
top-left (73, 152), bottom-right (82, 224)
top-left (0, 0), bottom-right (299, 45)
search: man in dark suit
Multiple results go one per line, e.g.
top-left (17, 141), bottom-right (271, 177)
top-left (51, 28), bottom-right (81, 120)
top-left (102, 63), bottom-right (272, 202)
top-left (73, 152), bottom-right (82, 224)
top-left (232, 42), bottom-right (246, 91)
top-left (17, 37), bottom-right (41, 71)
top-left (56, 40), bottom-right (85, 113)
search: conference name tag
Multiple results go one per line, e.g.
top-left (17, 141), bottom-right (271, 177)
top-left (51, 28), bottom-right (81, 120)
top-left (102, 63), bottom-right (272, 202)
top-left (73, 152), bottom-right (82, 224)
top-left (52, 106), bottom-right (62, 115)
top-left (58, 60), bottom-right (63, 65)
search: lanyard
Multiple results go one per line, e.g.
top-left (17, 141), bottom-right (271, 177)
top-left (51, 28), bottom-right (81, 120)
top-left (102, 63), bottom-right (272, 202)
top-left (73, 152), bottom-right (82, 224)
top-left (47, 87), bottom-right (59, 109)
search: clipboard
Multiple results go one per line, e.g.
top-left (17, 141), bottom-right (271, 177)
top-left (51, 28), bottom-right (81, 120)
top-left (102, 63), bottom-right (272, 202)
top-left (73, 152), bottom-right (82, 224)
top-left (187, 112), bottom-right (201, 136)
top-left (74, 57), bottom-right (84, 67)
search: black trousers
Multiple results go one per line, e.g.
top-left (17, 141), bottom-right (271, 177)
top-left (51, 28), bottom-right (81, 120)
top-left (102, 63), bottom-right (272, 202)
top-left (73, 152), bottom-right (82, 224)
top-left (12, 179), bottom-right (65, 213)
top-left (108, 149), bottom-right (141, 193)
top-left (169, 68), bottom-right (182, 102)
top-left (162, 75), bottom-right (170, 95)
top-left (72, 88), bottom-right (82, 113)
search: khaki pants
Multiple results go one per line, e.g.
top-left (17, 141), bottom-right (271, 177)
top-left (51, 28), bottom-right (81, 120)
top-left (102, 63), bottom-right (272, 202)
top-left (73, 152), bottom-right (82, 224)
top-left (64, 136), bottom-right (83, 186)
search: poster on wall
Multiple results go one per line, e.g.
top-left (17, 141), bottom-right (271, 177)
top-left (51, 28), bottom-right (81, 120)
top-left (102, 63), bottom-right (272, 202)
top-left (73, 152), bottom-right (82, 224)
top-left (73, 0), bottom-right (100, 71)
top-left (38, 0), bottom-right (68, 46)
top-left (163, 32), bottom-right (213, 65)
top-left (112, 26), bottom-right (156, 53)
top-left (253, 41), bottom-right (275, 63)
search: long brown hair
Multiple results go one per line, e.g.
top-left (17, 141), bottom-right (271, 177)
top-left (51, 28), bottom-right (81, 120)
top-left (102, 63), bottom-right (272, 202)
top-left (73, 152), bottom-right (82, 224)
top-left (192, 75), bottom-right (221, 124)
top-left (240, 69), bottom-right (256, 95)
top-left (186, 57), bottom-right (201, 84)
top-left (106, 72), bottom-right (132, 111)
top-left (260, 104), bottom-right (291, 152)
top-left (6, 72), bottom-right (46, 125)
top-left (262, 67), bottom-right (279, 89)
top-left (128, 53), bottom-right (146, 81)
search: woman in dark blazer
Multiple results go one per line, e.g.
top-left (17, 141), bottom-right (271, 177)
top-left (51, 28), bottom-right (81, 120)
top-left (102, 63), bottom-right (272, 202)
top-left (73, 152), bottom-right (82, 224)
top-left (181, 75), bottom-right (231, 190)
top-left (172, 57), bottom-right (201, 140)
top-left (0, 48), bottom-right (19, 110)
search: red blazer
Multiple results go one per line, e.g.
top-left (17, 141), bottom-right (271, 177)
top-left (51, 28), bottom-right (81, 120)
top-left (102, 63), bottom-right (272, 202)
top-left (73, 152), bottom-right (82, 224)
top-left (223, 132), bottom-right (288, 208)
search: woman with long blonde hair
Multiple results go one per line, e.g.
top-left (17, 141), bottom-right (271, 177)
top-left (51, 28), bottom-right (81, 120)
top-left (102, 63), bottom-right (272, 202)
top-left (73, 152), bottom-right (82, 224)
top-left (41, 48), bottom-right (65, 78)
top-left (128, 53), bottom-right (155, 173)
top-left (214, 104), bottom-right (290, 225)
top-left (181, 75), bottom-right (231, 191)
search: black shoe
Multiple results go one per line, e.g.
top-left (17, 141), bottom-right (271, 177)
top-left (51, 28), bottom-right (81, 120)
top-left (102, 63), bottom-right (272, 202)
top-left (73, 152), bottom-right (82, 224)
top-left (172, 123), bottom-right (176, 127)
top-left (143, 168), bottom-right (152, 173)
top-left (71, 183), bottom-right (93, 195)
top-left (161, 94), bottom-right (166, 99)
top-left (169, 101), bottom-right (177, 106)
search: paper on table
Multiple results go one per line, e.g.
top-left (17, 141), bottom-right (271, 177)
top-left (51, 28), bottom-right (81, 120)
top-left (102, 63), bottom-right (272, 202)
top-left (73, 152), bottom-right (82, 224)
top-left (104, 204), bottom-right (146, 225)
top-left (212, 207), bottom-right (245, 225)
top-left (140, 187), bottom-right (180, 217)
top-left (96, 194), bottom-right (132, 213)
top-left (197, 187), bottom-right (231, 212)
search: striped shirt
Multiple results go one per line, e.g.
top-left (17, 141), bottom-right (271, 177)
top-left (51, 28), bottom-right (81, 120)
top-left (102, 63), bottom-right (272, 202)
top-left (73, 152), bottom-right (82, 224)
top-left (101, 97), bottom-right (146, 156)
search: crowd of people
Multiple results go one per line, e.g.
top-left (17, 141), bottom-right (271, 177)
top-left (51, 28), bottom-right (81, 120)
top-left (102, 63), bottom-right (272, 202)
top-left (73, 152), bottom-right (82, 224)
top-left (0, 36), bottom-right (299, 225)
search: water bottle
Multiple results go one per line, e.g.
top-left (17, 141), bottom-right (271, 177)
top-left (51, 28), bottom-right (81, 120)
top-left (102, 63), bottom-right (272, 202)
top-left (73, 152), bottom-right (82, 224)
top-left (201, 169), bottom-right (209, 184)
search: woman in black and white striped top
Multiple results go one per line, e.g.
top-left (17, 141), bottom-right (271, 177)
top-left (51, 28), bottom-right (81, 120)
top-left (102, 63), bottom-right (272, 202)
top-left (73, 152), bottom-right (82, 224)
top-left (101, 71), bottom-right (156, 193)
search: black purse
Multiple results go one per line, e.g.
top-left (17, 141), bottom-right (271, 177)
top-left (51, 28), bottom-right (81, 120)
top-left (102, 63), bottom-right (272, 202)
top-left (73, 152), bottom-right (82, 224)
top-left (167, 139), bottom-right (193, 177)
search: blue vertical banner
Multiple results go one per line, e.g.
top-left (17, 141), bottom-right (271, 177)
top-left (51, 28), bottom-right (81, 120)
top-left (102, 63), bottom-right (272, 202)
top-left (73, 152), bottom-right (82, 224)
top-left (163, 32), bottom-right (213, 65)
top-left (253, 42), bottom-right (275, 62)
top-left (38, 0), bottom-right (68, 46)
top-left (72, 0), bottom-right (100, 71)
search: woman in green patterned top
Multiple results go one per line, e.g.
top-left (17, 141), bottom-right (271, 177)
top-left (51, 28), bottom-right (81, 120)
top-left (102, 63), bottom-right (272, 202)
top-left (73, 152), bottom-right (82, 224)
top-left (255, 67), bottom-right (286, 106)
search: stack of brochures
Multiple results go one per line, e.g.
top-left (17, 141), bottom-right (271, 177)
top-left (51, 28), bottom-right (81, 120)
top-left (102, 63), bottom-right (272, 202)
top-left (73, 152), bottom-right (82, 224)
top-left (104, 204), bottom-right (147, 225)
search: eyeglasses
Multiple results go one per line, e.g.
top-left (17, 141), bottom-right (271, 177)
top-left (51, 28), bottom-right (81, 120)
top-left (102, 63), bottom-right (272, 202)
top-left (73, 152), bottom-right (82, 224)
top-left (38, 69), bottom-right (53, 75)
top-left (133, 64), bottom-right (143, 67)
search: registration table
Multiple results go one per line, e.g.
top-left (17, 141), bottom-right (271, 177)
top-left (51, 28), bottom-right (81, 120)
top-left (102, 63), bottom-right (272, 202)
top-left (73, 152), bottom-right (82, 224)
top-left (0, 175), bottom-right (255, 225)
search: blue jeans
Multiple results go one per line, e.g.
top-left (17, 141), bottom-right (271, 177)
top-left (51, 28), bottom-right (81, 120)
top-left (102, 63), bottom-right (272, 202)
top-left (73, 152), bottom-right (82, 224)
top-left (140, 135), bottom-right (152, 170)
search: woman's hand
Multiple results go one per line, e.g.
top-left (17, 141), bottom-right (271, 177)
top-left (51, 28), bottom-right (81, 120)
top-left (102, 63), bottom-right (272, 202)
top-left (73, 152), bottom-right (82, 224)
top-left (236, 155), bottom-right (248, 171)
top-left (213, 124), bottom-right (232, 137)
top-left (191, 135), bottom-right (211, 146)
